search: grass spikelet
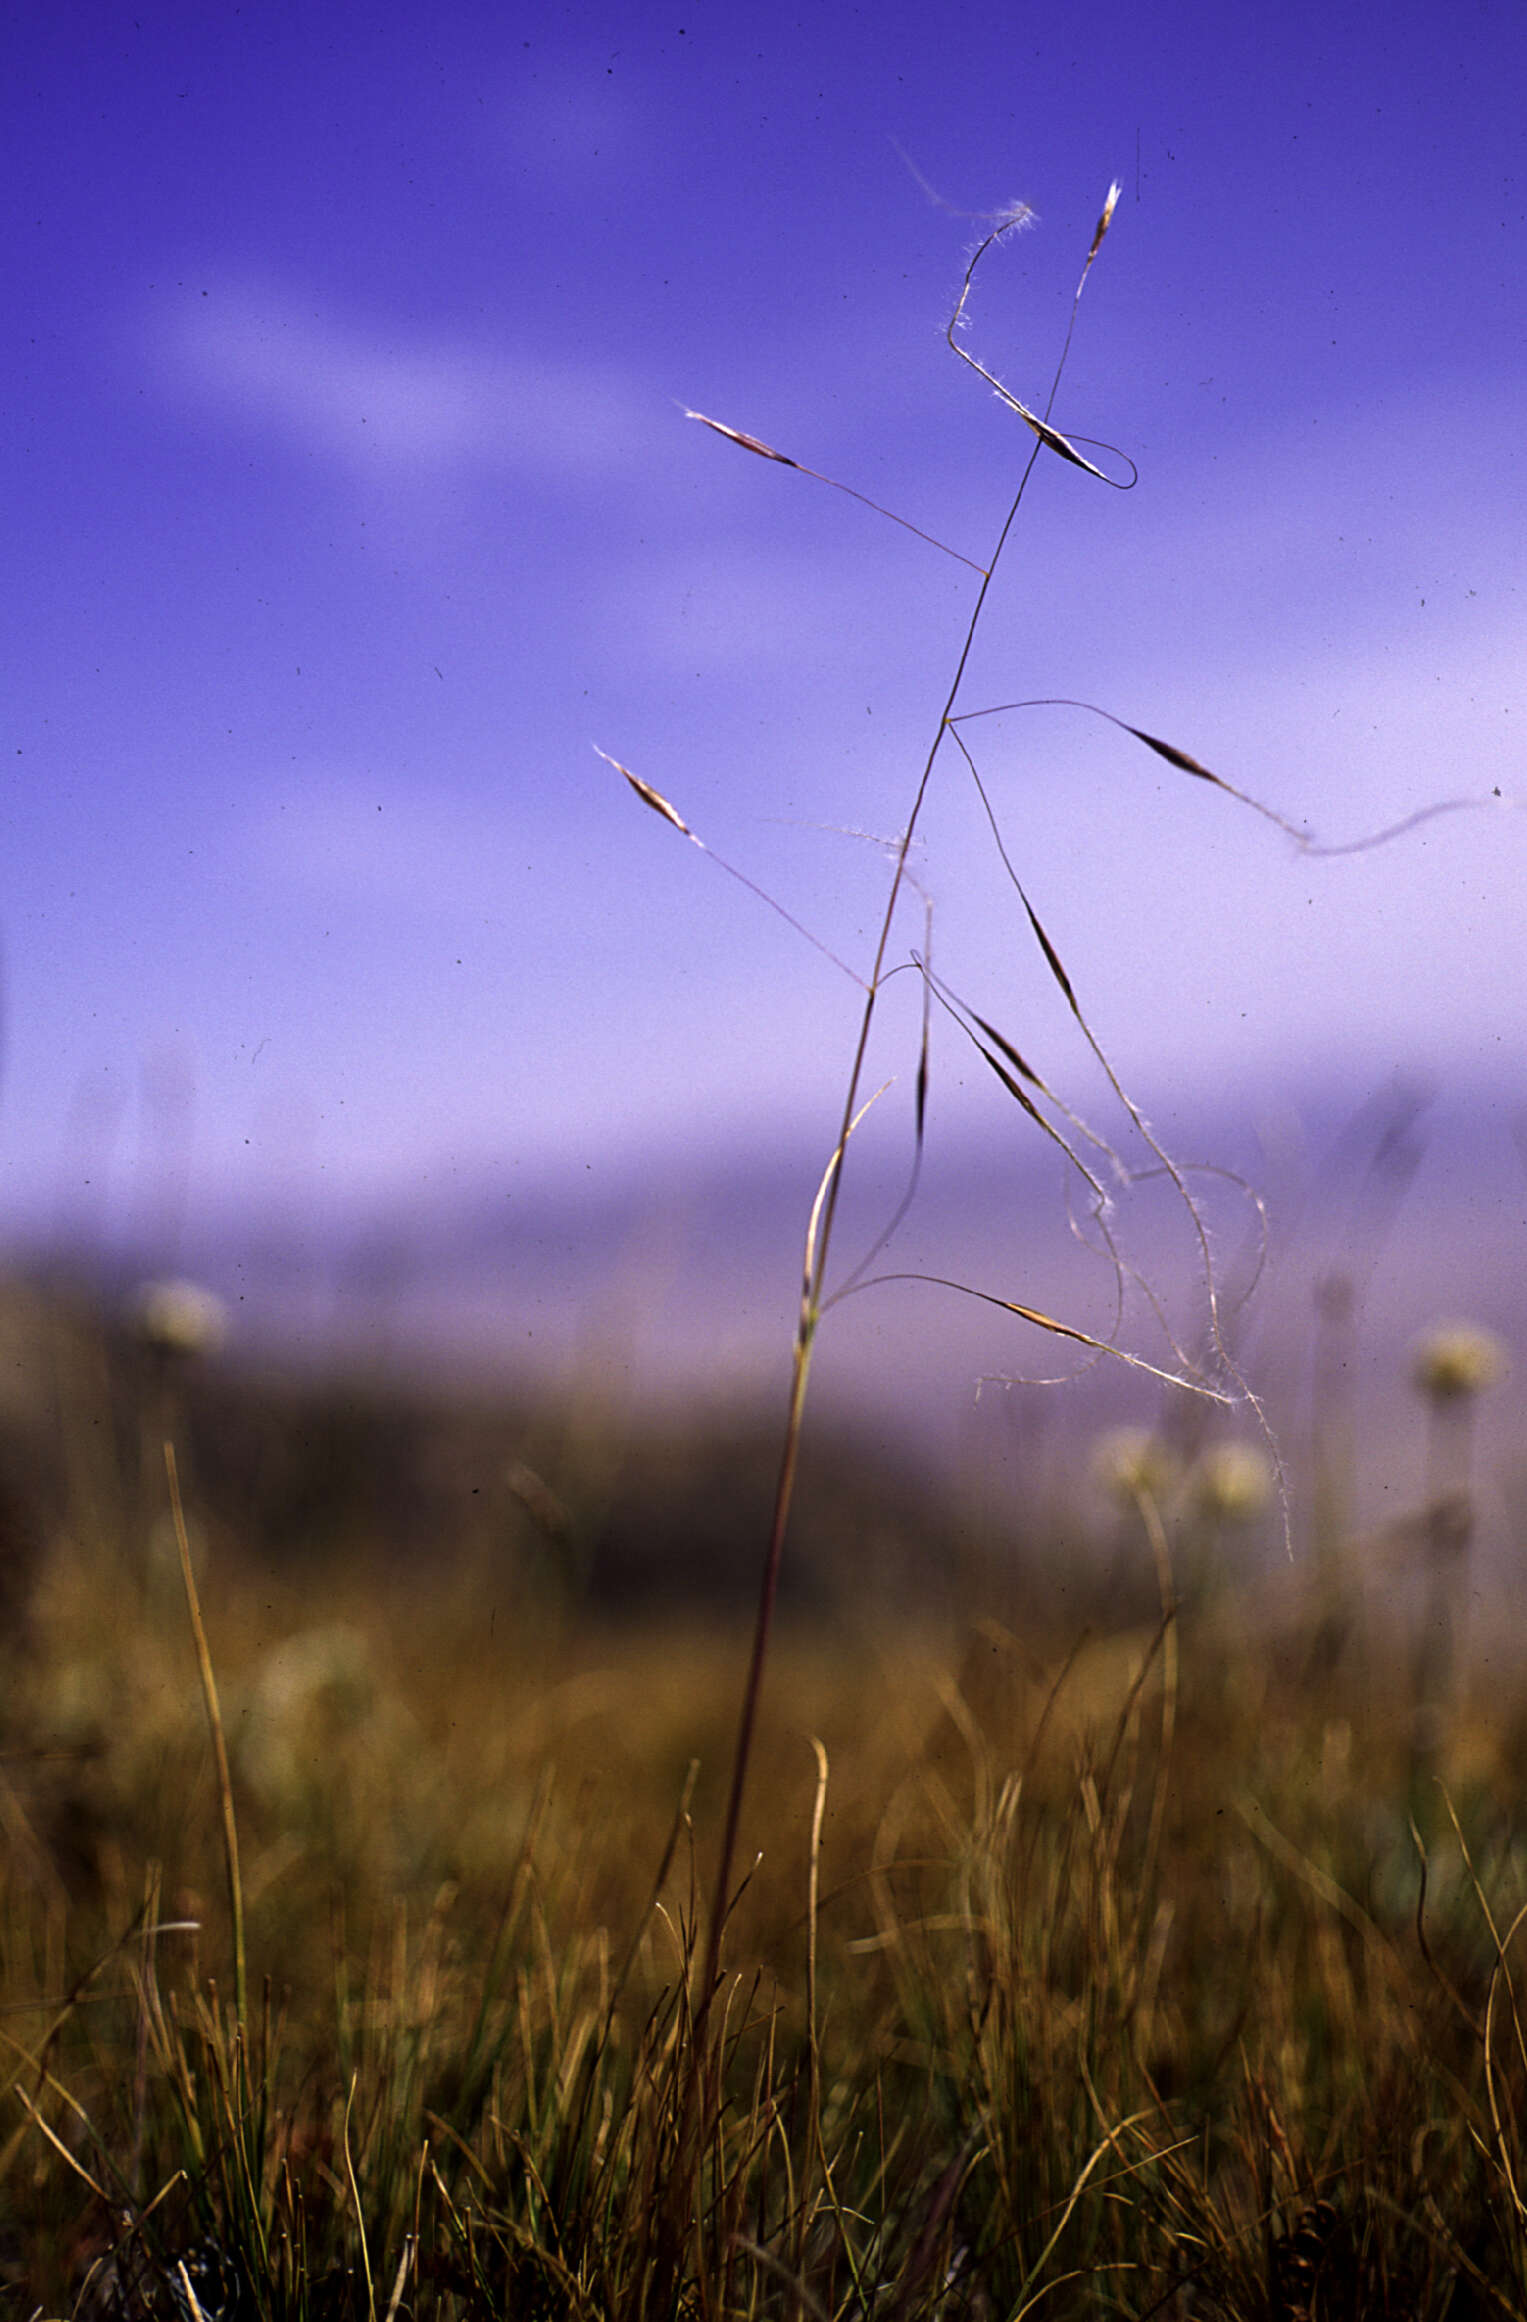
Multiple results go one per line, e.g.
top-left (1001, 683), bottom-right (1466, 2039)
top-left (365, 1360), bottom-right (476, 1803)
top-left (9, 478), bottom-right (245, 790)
top-left (683, 405), bottom-right (987, 569)
top-left (1084, 178), bottom-right (1122, 269)
top-left (593, 744), bottom-right (867, 985)
top-left (593, 745), bottom-right (699, 842)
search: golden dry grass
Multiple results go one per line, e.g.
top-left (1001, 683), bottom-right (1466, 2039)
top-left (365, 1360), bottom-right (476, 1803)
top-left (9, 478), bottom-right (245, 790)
top-left (6, 1485), bottom-right (1527, 2316)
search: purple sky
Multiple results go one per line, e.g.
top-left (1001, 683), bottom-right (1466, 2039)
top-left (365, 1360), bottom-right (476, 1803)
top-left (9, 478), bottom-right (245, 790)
top-left (7, 1), bottom-right (1523, 1257)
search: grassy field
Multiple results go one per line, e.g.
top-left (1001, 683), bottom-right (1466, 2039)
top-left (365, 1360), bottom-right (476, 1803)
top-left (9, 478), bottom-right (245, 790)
top-left (1, 1290), bottom-right (1524, 2319)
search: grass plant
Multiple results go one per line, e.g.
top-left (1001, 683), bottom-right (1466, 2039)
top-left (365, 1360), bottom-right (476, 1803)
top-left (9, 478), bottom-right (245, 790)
top-left (2, 187), bottom-right (1519, 2318)
top-left (600, 182), bottom-right (1493, 2143)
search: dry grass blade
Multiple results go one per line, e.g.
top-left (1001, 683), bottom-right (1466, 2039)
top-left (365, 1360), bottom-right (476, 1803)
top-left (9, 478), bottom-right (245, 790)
top-left (175, 2258), bottom-right (209, 2322)
top-left (1484, 1901), bottom-right (1527, 2230)
top-left (729, 2232), bottom-right (834, 2322)
top-left (342, 2069), bottom-right (377, 2322)
top-left (1410, 1817), bottom-right (1486, 2041)
top-left (1234, 1798), bottom-right (1408, 1982)
top-left (801, 1082), bottom-right (891, 1320)
top-left (822, 902), bottom-right (937, 1309)
top-left (799, 1737), bottom-right (873, 2319)
top-left (805, 1738), bottom-right (828, 2085)
top-left (165, 1440), bottom-right (246, 2032)
top-left (885, 2141), bottom-right (981, 2322)
top-left (1127, 1484), bottom-right (1178, 1953)
top-left (1009, 2111), bottom-right (1159, 2314)
top-left (9, 2077), bottom-right (113, 2203)
top-left (914, 895), bottom-right (932, 1146)
top-left (382, 2240), bottom-right (414, 2322)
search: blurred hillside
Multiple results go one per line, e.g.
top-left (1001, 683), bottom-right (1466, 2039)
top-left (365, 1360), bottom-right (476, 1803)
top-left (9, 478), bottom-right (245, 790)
top-left (0, 1269), bottom-right (978, 1635)
top-left (0, 1069), bottom-right (1520, 1633)
top-left (8, 1069), bottom-right (1522, 1508)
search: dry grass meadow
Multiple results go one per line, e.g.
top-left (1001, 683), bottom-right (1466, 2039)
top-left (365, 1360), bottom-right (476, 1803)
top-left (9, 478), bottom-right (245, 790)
top-left (0, 1271), bottom-right (1523, 2320)
top-left (7, 187), bottom-right (1522, 2319)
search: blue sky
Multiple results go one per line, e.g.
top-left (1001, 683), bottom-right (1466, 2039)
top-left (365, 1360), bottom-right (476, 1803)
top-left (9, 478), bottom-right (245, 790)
top-left (7, 0), bottom-right (1523, 1260)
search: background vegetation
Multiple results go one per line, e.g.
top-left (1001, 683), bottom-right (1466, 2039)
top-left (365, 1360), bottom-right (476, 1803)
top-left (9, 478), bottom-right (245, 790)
top-left (0, 1267), bottom-right (1521, 2319)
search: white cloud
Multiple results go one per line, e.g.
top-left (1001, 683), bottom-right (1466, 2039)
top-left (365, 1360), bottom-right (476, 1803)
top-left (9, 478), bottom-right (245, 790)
top-left (152, 276), bottom-right (651, 482)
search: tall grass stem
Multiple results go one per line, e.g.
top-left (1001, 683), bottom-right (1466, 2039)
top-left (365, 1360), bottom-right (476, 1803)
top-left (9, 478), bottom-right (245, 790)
top-left (164, 1440), bottom-right (247, 2034)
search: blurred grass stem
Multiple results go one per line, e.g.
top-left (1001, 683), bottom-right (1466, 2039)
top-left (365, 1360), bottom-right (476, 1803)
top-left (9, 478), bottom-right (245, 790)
top-left (165, 1439), bottom-right (247, 2033)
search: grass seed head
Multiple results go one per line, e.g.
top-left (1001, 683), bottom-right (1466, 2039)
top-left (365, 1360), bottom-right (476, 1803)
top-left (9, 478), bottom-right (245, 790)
top-left (132, 1276), bottom-right (229, 1359)
top-left (1087, 180), bottom-right (1122, 264)
top-left (1191, 1442), bottom-right (1274, 1526)
top-left (1093, 1425), bottom-right (1179, 1509)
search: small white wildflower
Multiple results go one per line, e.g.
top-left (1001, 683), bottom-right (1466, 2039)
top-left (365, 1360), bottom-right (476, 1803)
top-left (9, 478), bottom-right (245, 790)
top-left (132, 1278), bottom-right (229, 1359)
top-left (1190, 1443), bottom-right (1273, 1525)
top-left (1092, 1426), bottom-right (1178, 1507)
top-left (1411, 1323), bottom-right (1507, 1406)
